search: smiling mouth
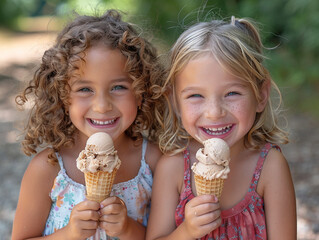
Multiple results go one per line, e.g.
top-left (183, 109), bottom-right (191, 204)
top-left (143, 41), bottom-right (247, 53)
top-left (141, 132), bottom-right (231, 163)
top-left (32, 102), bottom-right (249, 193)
top-left (203, 124), bottom-right (232, 136)
top-left (90, 118), bottom-right (116, 126)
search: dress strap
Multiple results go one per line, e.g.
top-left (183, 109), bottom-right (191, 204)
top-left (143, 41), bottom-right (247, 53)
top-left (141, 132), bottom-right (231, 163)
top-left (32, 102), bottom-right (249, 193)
top-left (54, 152), bottom-right (65, 171)
top-left (182, 149), bottom-right (191, 189)
top-left (249, 143), bottom-right (281, 192)
top-left (141, 138), bottom-right (147, 163)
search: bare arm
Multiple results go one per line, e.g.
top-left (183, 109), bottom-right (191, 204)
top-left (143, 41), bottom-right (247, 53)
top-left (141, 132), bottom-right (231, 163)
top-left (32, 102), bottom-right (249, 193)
top-left (260, 149), bottom-right (297, 239)
top-left (146, 154), bottom-right (184, 240)
top-left (146, 154), bottom-right (221, 240)
top-left (97, 142), bottom-right (162, 240)
top-left (145, 141), bottom-right (163, 173)
top-left (12, 149), bottom-right (58, 239)
top-left (11, 149), bottom-right (100, 240)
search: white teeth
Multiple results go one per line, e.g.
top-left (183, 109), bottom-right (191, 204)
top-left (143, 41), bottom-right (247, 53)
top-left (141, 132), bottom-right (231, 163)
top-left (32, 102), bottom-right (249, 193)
top-left (205, 125), bottom-right (232, 136)
top-left (91, 119), bottom-right (115, 125)
top-left (207, 125), bottom-right (231, 132)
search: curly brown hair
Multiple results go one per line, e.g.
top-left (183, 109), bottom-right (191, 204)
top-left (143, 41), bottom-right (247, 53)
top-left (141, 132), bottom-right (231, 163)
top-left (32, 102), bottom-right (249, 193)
top-left (16, 9), bottom-right (164, 163)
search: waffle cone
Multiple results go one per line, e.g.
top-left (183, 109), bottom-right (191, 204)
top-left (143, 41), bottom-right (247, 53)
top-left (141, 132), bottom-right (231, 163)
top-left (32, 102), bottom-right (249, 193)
top-left (84, 169), bottom-right (117, 202)
top-left (194, 174), bottom-right (224, 199)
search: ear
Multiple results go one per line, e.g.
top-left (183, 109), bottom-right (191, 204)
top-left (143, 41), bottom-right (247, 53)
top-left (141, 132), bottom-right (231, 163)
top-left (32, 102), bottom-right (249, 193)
top-left (256, 79), bottom-right (270, 113)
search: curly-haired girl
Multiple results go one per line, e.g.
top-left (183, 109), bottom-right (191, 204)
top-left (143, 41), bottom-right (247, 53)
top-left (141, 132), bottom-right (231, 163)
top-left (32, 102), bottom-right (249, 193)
top-left (12, 9), bottom-right (164, 240)
top-left (147, 16), bottom-right (296, 239)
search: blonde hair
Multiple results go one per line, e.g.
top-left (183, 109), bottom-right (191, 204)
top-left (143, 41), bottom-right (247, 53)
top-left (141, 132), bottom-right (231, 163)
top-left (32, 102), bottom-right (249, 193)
top-left (16, 10), bottom-right (164, 163)
top-left (155, 16), bottom-right (289, 154)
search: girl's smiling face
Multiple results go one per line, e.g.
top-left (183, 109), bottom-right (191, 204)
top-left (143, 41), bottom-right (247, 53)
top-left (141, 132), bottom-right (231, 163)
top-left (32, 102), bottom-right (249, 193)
top-left (175, 54), bottom-right (266, 149)
top-left (68, 44), bottom-right (140, 143)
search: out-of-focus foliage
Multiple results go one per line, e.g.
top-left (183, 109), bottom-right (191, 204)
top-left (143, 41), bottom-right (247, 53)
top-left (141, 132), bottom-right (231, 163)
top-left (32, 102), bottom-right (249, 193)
top-left (132, 0), bottom-right (319, 117)
top-left (0, 0), bottom-right (318, 117)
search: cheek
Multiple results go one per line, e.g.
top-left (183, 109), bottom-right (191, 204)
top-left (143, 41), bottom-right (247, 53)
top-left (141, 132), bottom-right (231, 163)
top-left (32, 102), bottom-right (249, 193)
top-left (231, 101), bottom-right (257, 125)
top-left (122, 96), bottom-right (139, 119)
top-left (179, 103), bottom-right (200, 125)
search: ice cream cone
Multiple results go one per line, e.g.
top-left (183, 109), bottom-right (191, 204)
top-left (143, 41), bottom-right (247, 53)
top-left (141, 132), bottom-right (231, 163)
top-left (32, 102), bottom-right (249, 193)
top-left (194, 174), bottom-right (224, 199)
top-left (77, 132), bottom-right (121, 203)
top-left (85, 169), bottom-right (117, 202)
top-left (192, 138), bottom-right (230, 200)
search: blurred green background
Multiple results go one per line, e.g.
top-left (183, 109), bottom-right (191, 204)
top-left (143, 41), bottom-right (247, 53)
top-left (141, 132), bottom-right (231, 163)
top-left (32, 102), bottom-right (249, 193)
top-left (0, 0), bottom-right (318, 119)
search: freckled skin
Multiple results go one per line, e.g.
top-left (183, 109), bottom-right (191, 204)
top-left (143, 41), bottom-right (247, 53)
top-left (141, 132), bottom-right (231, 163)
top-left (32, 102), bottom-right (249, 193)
top-left (175, 54), bottom-right (262, 149)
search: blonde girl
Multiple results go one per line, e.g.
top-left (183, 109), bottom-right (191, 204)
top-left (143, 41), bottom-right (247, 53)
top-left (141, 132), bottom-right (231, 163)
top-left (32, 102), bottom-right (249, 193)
top-left (147, 16), bottom-right (296, 239)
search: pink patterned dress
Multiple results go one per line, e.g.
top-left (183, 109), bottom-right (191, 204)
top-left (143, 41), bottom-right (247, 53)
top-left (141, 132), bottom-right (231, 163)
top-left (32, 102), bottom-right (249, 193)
top-left (175, 143), bottom-right (279, 240)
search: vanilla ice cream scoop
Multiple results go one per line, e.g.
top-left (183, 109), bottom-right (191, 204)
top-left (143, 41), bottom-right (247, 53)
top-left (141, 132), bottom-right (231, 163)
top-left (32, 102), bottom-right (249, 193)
top-left (86, 132), bottom-right (115, 154)
top-left (76, 132), bottom-right (121, 173)
top-left (192, 138), bottom-right (230, 180)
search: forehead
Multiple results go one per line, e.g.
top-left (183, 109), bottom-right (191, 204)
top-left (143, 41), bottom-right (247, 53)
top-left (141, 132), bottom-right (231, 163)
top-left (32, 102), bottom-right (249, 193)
top-left (175, 55), bottom-right (232, 82)
top-left (70, 45), bottom-right (127, 76)
top-left (174, 54), bottom-right (258, 95)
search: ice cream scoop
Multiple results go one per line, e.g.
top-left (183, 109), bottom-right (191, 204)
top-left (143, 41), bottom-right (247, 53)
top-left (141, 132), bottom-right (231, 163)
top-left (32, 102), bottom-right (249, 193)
top-left (192, 138), bottom-right (230, 198)
top-left (76, 132), bottom-right (120, 173)
top-left (192, 138), bottom-right (230, 180)
top-left (76, 132), bottom-right (121, 202)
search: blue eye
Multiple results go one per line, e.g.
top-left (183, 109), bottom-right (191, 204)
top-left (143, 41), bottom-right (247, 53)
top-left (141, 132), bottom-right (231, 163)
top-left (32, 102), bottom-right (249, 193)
top-left (188, 94), bottom-right (202, 98)
top-left (227, 91), bottom-right (239, 96)
top-left (79, 87), bottom-right (92, 92)
top-left (112, 85), bottom-right (127, 91)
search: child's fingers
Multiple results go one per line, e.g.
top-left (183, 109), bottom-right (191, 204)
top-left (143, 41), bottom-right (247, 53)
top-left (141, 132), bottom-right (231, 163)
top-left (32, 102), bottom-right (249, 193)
top-left (100, 197), bottom-right (126, 215)
top-left (100, 203), bottom-right (126, 215)
top-left (187, 195), bottom-right (218, 210)
top-left (76, 199), bottom-right (101, 211)
top-left (194, 209), bottom-right (221, 226)
top-left (71, 202), bottom-right (100, 222)
top-left (186, 194), bottom-right (219, 215)
top-left (192, 201), bottom-right (220, 217)
top-left (80, 209), bottom-right (101, 221)
top-left (193, 194), bottom-right (219, 204)
top-left (79, 219), bottom-right (99, 230)
top-left (100, 196), bottom-right (124, 206)
top-left (100, 213), bottom-right (119, 223)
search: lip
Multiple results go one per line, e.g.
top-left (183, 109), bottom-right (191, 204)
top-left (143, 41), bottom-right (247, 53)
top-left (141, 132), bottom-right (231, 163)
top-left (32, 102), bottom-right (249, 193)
top-left (87, 117), bottom-right (118, 129)
top-left (200, 124), bottom-right (234, 138)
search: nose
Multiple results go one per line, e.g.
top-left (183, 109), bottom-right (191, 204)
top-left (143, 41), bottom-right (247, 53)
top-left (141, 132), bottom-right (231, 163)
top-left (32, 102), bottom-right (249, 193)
top-left (204, 97), bottom-right (226, 120)
top-left (92, 93), bottom-right (112, 113)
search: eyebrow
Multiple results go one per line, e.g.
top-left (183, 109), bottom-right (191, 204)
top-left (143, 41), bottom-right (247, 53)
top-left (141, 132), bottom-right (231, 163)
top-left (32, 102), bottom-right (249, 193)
top-left (70, 77), bottom-right (131, 86)
top-left (179, 81), bottom-right (248, 94)
top-left (180, 87), bottom-right (200, 94)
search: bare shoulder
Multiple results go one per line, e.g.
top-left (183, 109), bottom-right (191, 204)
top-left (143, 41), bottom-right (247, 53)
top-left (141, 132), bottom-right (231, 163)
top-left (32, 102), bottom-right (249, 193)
top-left (156, 153), bottom-right (184, 173)
top-left (12, 148), bottom-right (60, 238)
top-left (20, 148), bottom-right (60, 201)
top-left (26, 148), bottom-right (60, 182)
top-left (258, 146), bottom-right (294, 196)
top-left (259, 147), bottom-right (297, 239)
top-left (154, 153), bottom-right (185, 191)
top-left (257, 148), bottom-right (294, 201)
top-left (144, 141), bottom-right (162, 173)
top-left (261, 148), bottom-right (291, 179)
